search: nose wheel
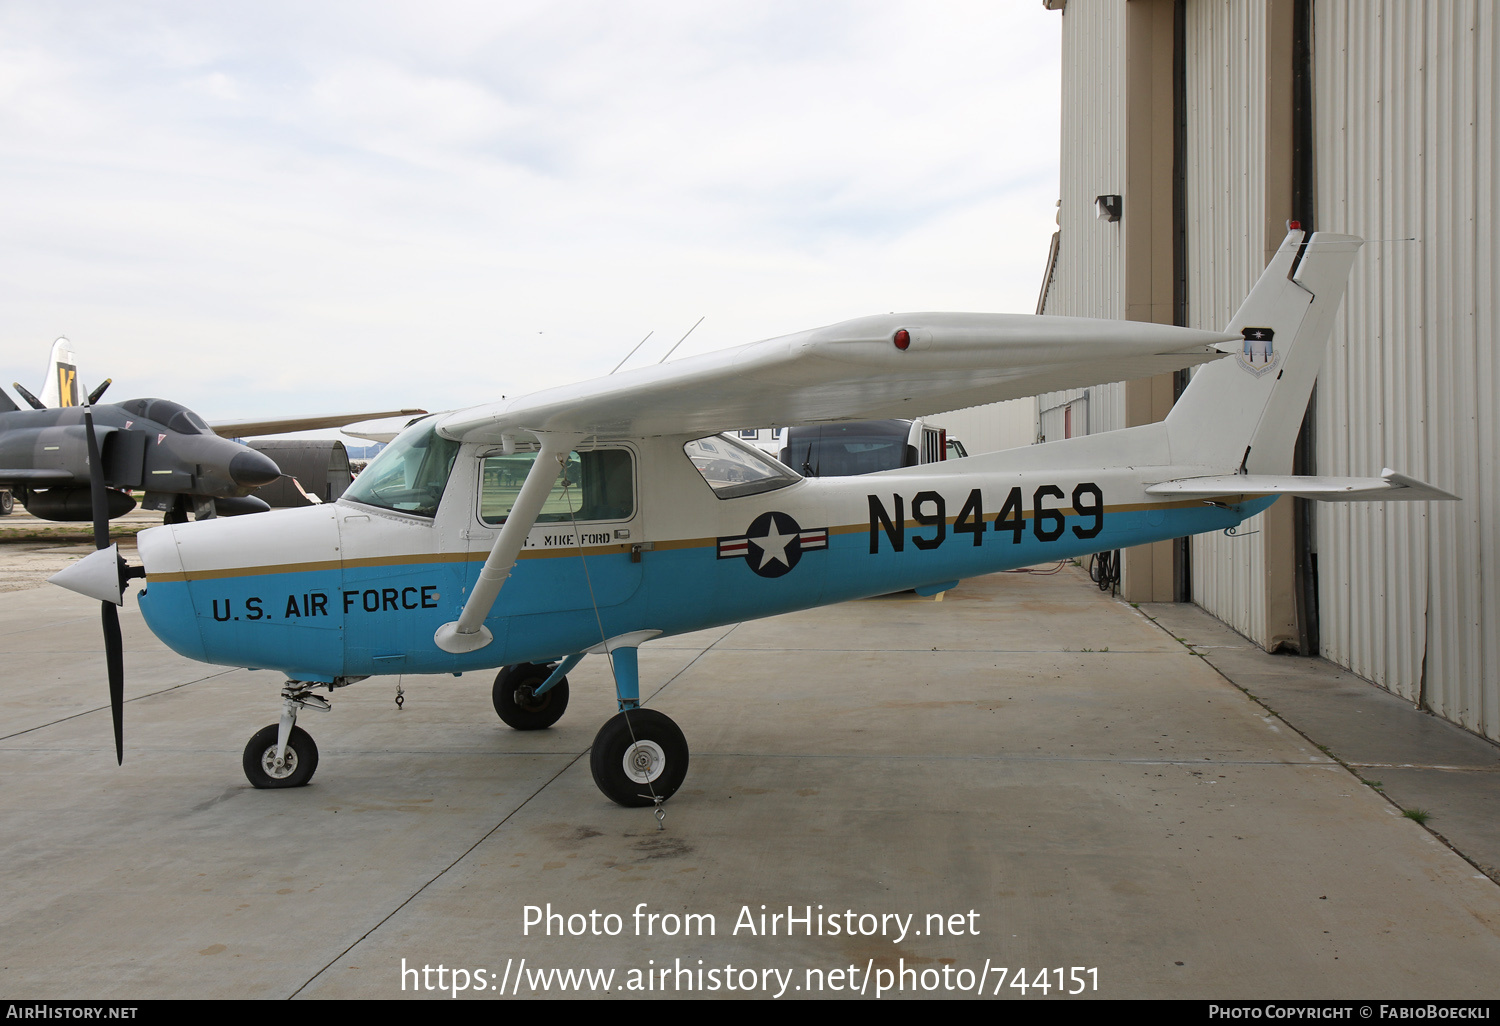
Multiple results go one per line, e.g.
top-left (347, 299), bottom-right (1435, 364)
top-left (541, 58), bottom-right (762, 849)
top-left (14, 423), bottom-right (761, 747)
top-left (590, 709), bottom-right (688, 807)
top-left (242, 724), bottom-right (319, 788)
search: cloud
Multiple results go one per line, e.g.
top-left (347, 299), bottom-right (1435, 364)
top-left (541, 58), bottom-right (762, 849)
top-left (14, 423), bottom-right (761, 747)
top-left (0, 1), bottom-right (1060, 423)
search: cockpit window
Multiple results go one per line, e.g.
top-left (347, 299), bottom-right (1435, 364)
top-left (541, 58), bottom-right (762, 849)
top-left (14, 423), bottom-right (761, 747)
top-left (117, 398), bottom-right (213, 436)
top-left (684, 434), bottom-right (801, 499)
top-left (342, 417), bottom-right (460, 518)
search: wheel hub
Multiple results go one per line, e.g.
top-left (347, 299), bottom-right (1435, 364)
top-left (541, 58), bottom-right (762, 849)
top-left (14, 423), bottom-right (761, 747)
top-left (259, 745), bottom-right (298, 780)
top-left (514, 685), bottom-right (548, 712)
top-left (621, 739), bottom-right (666, 784)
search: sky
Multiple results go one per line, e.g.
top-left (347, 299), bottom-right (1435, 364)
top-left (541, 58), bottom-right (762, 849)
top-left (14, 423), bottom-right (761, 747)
top-left (0, 1), bottom-right (1062, 433)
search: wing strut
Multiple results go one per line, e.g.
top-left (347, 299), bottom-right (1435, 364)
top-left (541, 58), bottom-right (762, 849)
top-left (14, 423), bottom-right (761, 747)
top-left (434, 432), bottom-right (579, 654)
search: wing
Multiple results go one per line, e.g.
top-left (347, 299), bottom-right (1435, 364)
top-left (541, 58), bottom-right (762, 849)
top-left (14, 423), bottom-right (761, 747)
top-left (438, 312), bottom-right (1238, 443)
top-left (210, 409), bottom-right (428, 438)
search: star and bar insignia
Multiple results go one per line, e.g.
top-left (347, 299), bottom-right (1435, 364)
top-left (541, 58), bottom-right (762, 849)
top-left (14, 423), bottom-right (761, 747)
top-left (718, 511), bottom-right (828, 578)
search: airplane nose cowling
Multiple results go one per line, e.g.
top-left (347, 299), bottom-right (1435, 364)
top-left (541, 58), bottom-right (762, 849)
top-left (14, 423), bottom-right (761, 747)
top-left (229, 449), bottom-right (282, 489)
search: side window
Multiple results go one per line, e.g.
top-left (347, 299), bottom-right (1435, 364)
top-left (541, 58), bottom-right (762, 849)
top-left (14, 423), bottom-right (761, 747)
top-left (684, 435), bottom-right (801, 499)
top-left (480, 448), bottom-right (634, 525)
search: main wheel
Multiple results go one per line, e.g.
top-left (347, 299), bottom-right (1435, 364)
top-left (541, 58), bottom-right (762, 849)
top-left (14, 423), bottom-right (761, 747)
top-left (492, 663), bottom-right (569, 730)
top-left (242, 724), bottom-right (319, 789)
top-left (590, 709), bottom-right (689, 808)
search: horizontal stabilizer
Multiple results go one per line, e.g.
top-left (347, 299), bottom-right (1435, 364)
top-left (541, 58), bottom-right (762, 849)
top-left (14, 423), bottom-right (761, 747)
top-left (1146, 468), bottom-right (1459, 503)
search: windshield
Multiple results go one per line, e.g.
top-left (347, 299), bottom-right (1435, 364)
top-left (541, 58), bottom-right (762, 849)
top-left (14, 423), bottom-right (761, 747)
top-left (342, 418), bottom-right (460, 518)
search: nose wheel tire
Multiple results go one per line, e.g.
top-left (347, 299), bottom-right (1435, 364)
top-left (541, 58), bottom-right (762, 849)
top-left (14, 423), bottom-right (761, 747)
top-left (242, 724), bottom-right (319, 788)
top-left (590, 709), bottom-right (688, 808)
top-left (492, 663), bottom-right (570, 730)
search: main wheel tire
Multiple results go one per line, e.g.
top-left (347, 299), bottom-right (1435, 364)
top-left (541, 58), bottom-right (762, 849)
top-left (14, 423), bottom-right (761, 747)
top-left (589, 708), bottom-right (689, 808)
top-left (0, 491), bottom-right (12, 515)
top-left (242, 724), bottom-right (319, 789)
top-left (492, 663), bottom-right (569, 730)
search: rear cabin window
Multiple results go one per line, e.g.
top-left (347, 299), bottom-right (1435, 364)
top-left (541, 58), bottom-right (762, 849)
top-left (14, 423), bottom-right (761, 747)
top-left (480, 448), bottom-right (634, 525)
top-left (684, 435), bottom-right (800, 499)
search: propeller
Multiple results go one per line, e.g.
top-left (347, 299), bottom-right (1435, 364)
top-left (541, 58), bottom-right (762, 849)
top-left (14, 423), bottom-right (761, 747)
top-left (86, 406), bottom-right (125, 763)
top-left (49, 405), bottom-right (145, 763)
top-left (12, 381), bottom-right (45, 410)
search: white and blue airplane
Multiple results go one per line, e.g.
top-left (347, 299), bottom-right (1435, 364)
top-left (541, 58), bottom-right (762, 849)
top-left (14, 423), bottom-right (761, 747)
top-left (52, 230), bottom-right (1457, 808)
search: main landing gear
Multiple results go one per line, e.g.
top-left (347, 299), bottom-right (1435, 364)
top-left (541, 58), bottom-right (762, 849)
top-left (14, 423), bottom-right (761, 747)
top-left (491, 646), bottom-right (689, 808)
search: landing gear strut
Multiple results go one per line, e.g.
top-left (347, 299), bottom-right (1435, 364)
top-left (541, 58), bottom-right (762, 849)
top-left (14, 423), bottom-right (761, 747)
top-left (242, 679), bottom-right (345, 789)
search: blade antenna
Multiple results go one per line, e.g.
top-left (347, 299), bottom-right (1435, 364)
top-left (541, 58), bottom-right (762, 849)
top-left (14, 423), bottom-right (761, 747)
top-left (609, 331), bottom-right (653, 375)
top-left (656, 316), bottom-right (704, 365)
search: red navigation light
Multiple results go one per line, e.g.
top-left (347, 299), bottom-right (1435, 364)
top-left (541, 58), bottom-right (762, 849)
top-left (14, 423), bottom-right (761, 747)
top-left (1288, 219), bottom-right (1302, 230)
top-left (893, 329), bottom-right (910, 351)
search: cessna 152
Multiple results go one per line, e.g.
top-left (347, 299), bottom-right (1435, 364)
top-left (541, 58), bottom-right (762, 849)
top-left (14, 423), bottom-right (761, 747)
top-left (52, 230), bottom-right (1457, 808)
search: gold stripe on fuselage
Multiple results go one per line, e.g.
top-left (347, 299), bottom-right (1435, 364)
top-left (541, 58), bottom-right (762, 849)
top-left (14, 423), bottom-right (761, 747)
top-left (145, 495), bottom-right (1256, 584)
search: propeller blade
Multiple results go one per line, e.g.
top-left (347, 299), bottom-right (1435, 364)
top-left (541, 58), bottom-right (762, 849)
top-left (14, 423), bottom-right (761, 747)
top-left (102, 603), bottom-right (124, 764)
top-left (87, 378), bottom-right (112, 404)
top-left (83, 405), bottom-right (125, 763)
top-left (13, 381), bottom-right (45, 410)
top-left (84, 407), bottom-right (108, 549)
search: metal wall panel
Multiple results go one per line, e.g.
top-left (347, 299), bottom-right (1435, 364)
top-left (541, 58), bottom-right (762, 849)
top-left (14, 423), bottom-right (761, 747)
top-left (1183, 0), bottom-right (1271, 645)
top-left (1313, 0), bottom-right (1499, 741)
top-left (1038, 1), bottom-right (1129, 436)
top-left (931, 398), bottom-right (1036, 455)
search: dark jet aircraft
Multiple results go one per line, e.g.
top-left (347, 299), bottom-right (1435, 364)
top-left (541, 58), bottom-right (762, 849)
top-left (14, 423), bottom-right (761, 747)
top-left (1, 340), bottom-right (424, 522)
top-left (0, 389), bottom-right (281, 521)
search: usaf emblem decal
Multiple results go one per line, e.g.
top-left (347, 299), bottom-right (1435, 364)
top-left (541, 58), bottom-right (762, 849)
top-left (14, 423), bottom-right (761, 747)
top-left (718, 511), bottom-right (828, 578)
top-left (1237, 326), bottom-right (1278, 377)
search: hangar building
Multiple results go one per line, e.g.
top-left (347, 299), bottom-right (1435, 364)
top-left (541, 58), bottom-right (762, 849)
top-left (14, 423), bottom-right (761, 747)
top-left (1034, 0), bottom-right (1498, 742)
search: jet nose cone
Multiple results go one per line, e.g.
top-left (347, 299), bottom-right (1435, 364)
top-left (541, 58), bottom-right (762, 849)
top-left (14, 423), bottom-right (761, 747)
top-left (229, 449), bottom-right (281, 489)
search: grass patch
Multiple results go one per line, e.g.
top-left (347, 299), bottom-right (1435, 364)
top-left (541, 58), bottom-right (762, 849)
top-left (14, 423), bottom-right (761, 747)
top-left (1403, 808), bottom-right (1433, 825)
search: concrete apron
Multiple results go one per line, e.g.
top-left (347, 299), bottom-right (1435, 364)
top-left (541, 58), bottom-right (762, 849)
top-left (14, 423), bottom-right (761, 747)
top-left (1, 566), bottom-right (1498, 1000)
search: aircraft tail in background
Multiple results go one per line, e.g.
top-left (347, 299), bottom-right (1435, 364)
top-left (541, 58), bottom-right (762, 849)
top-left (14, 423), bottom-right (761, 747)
top-left (39, 337), bottom-right (81, 408)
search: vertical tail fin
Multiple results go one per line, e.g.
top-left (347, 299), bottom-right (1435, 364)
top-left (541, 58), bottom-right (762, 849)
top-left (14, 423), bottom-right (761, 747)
top-left (39, 337), bottom-right (80, 408)
top-left (1165, 231), bottom-right (1361, 473)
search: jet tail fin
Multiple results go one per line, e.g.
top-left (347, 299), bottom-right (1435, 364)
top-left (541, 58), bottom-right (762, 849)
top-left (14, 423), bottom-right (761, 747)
top-left (1165, 231), bottom-right (1362, 474)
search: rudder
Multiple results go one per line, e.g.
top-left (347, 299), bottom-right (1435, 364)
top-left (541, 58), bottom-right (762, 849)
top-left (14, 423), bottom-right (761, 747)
top-left (1165, 230), bottom-right (1361, 474)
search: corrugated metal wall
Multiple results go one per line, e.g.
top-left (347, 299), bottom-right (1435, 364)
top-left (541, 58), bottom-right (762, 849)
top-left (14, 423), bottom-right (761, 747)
top-left (1183, 0), bottom-right (1272, 645)
top-left (1039, 0), bottom-right (1129, 432)
top-left (1313, 0), bottom-right (1499, 741)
